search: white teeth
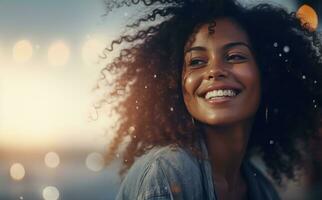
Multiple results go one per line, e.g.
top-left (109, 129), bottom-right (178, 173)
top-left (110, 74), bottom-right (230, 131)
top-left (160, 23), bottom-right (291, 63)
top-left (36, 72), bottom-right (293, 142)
top-left (205, 89), bottom-right (237, 100)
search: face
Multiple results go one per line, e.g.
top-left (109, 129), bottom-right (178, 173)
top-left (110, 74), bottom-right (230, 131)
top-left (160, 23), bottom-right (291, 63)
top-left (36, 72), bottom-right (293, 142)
top-left (182, 18), bottom-right (261, 126)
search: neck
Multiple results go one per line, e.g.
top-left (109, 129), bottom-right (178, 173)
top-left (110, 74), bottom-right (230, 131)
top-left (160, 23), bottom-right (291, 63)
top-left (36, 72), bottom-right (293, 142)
top-left (202, 121), bottom-right (252, 188)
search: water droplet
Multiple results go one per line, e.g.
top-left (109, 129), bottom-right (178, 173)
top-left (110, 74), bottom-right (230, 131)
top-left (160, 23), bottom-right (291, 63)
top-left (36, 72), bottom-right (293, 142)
top-left (153, 74), bottom-right (157, 78)
top-left (170, 107), bottom-right (174, 111)
top-left (136, 106), bottom-right (139, 110)
top-left (314, 104), bottom-right (317, 108)
top-left (302, 75), bottom-right (306, 79)
top-left (144, 85), bottom-right (148, 89)
top-left (269, 140), bottom-right (274, 145)
top-left (135, 100), bottom-right (138, 104)
top-left (314, 80), bottom-right (318, 84)
top-left (273, 42), bottom-right (278, 47)
top-left (313, 99), bottom-right (316, 103)
top-left (283, 46), bottom-right (290, 53)
top-left (278, 53), bottom-right (282, 57)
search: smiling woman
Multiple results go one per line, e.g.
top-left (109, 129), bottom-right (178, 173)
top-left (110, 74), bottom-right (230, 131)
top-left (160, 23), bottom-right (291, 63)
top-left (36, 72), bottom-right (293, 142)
top-left (100, 0), bottom-right (322, 199)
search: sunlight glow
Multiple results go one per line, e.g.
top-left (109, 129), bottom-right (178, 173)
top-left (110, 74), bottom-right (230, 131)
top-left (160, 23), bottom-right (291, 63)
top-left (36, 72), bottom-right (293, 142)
top-left (0, 68), bottom-right (90, 149)
top-left (0, 35), bottom-right (120, 151)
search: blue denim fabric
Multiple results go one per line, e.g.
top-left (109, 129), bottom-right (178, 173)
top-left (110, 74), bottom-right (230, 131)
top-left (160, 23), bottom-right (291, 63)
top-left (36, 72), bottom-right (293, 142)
top-left (116, 139), bottom-right (280, 200)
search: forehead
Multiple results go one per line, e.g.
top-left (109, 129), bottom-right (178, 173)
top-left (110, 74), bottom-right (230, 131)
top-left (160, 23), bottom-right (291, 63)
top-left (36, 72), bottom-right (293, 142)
top-left (186, 18), bottom-right (250, 49)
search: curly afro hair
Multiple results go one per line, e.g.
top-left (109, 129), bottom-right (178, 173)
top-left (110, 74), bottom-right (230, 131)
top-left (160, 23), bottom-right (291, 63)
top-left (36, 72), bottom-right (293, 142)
top-left (99, 0), bottom-right (322, 184)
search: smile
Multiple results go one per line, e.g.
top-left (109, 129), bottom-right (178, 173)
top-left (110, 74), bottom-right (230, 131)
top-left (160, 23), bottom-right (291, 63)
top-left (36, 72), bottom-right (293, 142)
top-left (205, 89), bottom-right (239, 100)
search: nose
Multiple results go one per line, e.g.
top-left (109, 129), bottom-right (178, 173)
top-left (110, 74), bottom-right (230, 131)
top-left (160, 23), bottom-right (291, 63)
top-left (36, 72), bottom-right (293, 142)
top-left (206, 64), bottom-right (229, 80)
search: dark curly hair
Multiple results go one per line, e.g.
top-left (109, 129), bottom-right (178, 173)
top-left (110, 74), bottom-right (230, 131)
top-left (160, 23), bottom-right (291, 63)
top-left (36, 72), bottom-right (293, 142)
top-left (99, 0), bottom-right (322, 184)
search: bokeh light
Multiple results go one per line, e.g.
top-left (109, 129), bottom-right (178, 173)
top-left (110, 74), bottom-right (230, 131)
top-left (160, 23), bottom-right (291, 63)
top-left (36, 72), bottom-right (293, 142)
top-left (297, 4), bottom-right (319, 31)
top-left (44, 152), bottom-right (60, 168)
top-left (42, 186), bottom-right (60, 200)
top-left (85, 152), bottom-right (104, 172)
top-left (48, 41), bottom-right (70, 66)
top-left (10, 163), bottom-right (25, 181)
top-left (82, 37), bottom-right (106, 65)
top-left (13, 40), bottom-right (33, 63)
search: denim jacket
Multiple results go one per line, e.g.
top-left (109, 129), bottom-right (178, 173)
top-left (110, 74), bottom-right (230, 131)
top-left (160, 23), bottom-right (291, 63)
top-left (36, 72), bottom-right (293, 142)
top-left (116, 139), bottom-right (280, 200)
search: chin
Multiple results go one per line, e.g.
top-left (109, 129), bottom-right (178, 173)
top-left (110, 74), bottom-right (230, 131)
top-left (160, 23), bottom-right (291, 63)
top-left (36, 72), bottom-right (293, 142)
top-left (196, 112), bottom-right (247, 127)
top-left (196, 115), bottom-right (231, 125)
top-left (203, 118), bottom-right (238, 127)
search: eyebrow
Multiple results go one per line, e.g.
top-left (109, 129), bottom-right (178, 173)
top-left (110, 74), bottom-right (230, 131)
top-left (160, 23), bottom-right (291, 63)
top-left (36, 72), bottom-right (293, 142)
top-left (184, 42), bottom-right (252, 54)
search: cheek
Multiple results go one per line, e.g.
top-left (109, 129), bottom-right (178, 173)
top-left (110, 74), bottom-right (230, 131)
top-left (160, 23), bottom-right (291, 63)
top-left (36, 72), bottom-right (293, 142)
top-left (182, 70), bottom-right (203, 99)
top-left (238, 64), bottom-right (261, 106)
top-left (248, 68), bottom-right (261, 95)
top-left (237, 63), bottom-right (261, 89)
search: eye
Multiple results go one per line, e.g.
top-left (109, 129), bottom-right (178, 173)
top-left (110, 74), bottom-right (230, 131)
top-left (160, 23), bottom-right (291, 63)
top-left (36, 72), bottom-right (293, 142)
top-left (188, 58), bottom-right (208, 67)
top-left (226, 54), bottom-right (247, 63)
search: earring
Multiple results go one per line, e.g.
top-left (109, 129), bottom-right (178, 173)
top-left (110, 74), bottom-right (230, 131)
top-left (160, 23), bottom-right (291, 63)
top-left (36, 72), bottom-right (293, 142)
top-left (191, 116), bottom-right (195, 126)
top-left (265, 107), bottom-right (269, 124)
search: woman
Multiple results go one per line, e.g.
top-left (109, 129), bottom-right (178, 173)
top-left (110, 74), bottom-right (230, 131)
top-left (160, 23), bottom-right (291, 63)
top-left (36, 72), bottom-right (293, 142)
top-left (100, 0), bottom-right (322, 199)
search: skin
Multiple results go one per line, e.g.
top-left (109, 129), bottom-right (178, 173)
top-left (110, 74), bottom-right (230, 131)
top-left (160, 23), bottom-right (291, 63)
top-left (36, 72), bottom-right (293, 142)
top-left (182, 18), bottom-right (261, 200)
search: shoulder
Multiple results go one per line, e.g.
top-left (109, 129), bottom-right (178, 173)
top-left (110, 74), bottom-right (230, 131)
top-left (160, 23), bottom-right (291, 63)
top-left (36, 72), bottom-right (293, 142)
top-left (116, 145), bottom-right (204, 200)
top-left (243, 160), bottom-right (281, 200)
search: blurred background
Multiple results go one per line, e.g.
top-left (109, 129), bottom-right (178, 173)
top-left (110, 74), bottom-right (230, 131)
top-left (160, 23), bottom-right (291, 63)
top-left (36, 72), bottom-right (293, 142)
top-left (0, 0), bottom-right (320, 199)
